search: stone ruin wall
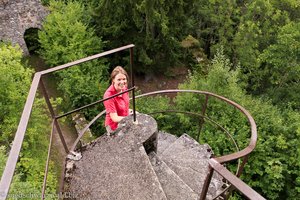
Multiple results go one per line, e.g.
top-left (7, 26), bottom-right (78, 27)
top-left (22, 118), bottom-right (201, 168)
top-left (0, 0), bottom-right (48, 55)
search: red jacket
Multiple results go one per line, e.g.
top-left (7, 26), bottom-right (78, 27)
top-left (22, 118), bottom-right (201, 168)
top-left (103, 84), bottom-right (129, 130)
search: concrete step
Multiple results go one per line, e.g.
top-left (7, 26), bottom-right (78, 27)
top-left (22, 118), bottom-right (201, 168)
top-left (149, 151), bottom-right (199, 200)
top-left (64, 114), bottom-right (167, 200)
top-left (157, 131), bottom-right (178, 155)
top-left (160, 134), bottom-right (224, 199)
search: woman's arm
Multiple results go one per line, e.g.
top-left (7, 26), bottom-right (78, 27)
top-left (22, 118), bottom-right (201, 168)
top-left (109, 112), bottom-right (124, 123)
top-left (110, 108), bottom-right (133, 123)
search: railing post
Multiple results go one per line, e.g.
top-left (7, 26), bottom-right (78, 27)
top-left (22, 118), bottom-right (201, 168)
top-left (41, 120), bottom-right (55, 200)
top-left (197, 94), bottom-right (209, 141)
top-left (224, 155), bottom-right (250, 200)
top-left (199, 164), bottom-right (214, 200)
top-left (237, 155), bottom-right (249, 177)
top-left (39, 77), bottom-right (69, 154)
top-left (130, 47), bottom-right (136, 122)
top-left (0, 73), bottom-right (41, 200)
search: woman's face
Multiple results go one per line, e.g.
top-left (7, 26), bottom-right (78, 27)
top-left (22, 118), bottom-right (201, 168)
top-left (113, 73), bottom-right (127, 92)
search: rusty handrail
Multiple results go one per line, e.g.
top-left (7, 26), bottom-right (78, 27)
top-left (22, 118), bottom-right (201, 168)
top-left (147, 110), bottom-right (241, 160)
top-left (208, 159), bottom-right (265, 200)
top-left (135, 89), bottom-right (257, 164)
top-left (68, 89), bottom-right (258, 200)
top-left (43, 89), bottom-right (259, 199)
top-left (67, 108), bottom-right (241, 159)
top-left (0, 44), bottom-right (135, 200)
top-left (39, 44), bottom-right (134, 75)
top-left (44, 88), bottom-right (259, 199)
top-left (0, 72), bottom-right (41, 200)
top-left (55, 87), bottom-right (136, 119)
top-left (134, 90), bottom-right (260, 199)
top-left (69, 89), bottom-right (255, 176)
top-left (41, 120), bottom-right (55, 199)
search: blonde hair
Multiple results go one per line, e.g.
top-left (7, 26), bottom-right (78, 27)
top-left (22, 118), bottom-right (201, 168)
top-left (110, 66), bottom-right (129, 82)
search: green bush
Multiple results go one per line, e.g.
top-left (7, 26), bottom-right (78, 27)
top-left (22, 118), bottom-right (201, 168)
top-left (0, 43), bottom-right (57, 198)
top-left (173, 49), bottom-right (300, 199)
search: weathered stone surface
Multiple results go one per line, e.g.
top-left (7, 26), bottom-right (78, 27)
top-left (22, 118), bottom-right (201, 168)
top-left (0, 0), bottom-right (48, 55)
top-left (64, 114), bottom-right (167, 200)
top-left (159, 134), bottom-right (224, 199)
top-left (157, 131), bottom-right (178, 155)
top-left (149, 152), bottom-right (199, 200)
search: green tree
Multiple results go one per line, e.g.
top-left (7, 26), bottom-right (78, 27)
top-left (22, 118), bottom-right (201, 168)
top-left (0, 146), bottom-right (6, 176)
top-left (39, 0), bottom-right (102, 67)
top-left (173, 49), bottom-right (300, 199)
top-left (91, 0), bottom-right (199, 74)
top-left (193, 0), bottom-right (240, 59)
top-left (0, 43), bottom-right (57, 198)
top-left (258, 21), bottom-right (300, 109)
top-left (272, 0), bottom-right (300, 21)
top-left (232, 0), bottom-right (290, 92)
top-left (0, 43), bottom-right (33, 145)
top-left (38, 0), bottom-right (109, 134)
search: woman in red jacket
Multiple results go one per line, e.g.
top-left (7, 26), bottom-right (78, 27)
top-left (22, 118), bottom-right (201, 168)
top-left (103, 66), bottom-right (131, 134)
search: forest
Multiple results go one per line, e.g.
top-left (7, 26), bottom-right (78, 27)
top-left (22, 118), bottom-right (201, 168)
top-left (0, 0), bottom-right (299, 199)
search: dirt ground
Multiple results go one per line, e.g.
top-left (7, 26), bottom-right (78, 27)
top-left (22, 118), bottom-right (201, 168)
top-left (134, 66), bottom-right (189, 98)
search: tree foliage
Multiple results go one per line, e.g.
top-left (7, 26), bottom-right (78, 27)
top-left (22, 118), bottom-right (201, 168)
top-left (39, 0), bottom-right (102, 67)
top-left (0, 43), bottom-right (57, 198)
top-left (232, 1), bottom-right (290, 92)
top-left (91, 0), bottom-right (199, 74)
top-left (38, 0), bottom-right (109, 133)
top-left (259, 21), bottom-right (300, 109)
top-left (0, 44), bottom-right (33, 145)
top-left (172, 50), bottom-right (300, 199)
top-left (86, 0), bottom-right (300, 109)
top-left (0, 146), bottom-right (6, 177)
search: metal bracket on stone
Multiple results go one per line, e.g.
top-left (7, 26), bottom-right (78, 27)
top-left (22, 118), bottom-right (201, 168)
top-left (67, 151), bottom-right (82, 161)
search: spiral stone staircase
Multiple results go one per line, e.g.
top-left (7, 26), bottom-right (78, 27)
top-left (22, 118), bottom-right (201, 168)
top-left (0, 45), bottom-right (265, 200)
top-left (64, 113), bottom-right (225, 200)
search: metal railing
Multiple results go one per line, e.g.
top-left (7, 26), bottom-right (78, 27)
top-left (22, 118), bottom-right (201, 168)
top-left (135, 90), bottom-right (264, 200)
top-left (64, 89), bottom-right (265, 199)
top-left (0, 44), bottom-right (265, 200)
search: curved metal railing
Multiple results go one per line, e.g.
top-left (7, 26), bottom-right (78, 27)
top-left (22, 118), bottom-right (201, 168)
top-left (135, 90), bottom-right (259, 199)
top-left (67, 89), bottom-right (262, 199)
top-left (136, 90), bottom-right (257, 168)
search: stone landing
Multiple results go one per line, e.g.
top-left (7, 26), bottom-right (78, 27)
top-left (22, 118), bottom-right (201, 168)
top-left (64, 113), bottom-right (167, 200)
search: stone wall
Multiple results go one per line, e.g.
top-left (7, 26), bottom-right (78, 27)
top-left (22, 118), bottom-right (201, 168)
top-left (0, 0), bottom-right (48, 55)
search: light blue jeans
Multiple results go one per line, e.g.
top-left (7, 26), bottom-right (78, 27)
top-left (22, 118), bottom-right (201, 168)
top-left (106, 126), bottom-right (113, 135)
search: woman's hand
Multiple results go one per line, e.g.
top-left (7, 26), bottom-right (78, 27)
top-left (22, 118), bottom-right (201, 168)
top-left (110, 112), bottom-right (124, 122)
top-left (129, 109), bottom-right (133, 115)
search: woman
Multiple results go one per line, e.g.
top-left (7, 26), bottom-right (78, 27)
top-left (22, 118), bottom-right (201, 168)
top-left (103, 66), bottom-right (131, 134)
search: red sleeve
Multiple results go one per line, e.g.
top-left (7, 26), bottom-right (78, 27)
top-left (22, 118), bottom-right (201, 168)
top-left (103, 95), bottom-right (117, 114)
top-left (104, 98), bottom-right (117, 113)
top-left (103, 91), bottom-right (117, 113)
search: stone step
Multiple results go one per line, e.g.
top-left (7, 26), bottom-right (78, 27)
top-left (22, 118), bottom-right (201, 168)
top-left (64, 114), bottom-right (167, 200)
top-left (149, 151), bottom-right (199, 200)
top-left (157, 131), bottom-right (178, 155)
top-left (160, 134), bottom-right (224, 198)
